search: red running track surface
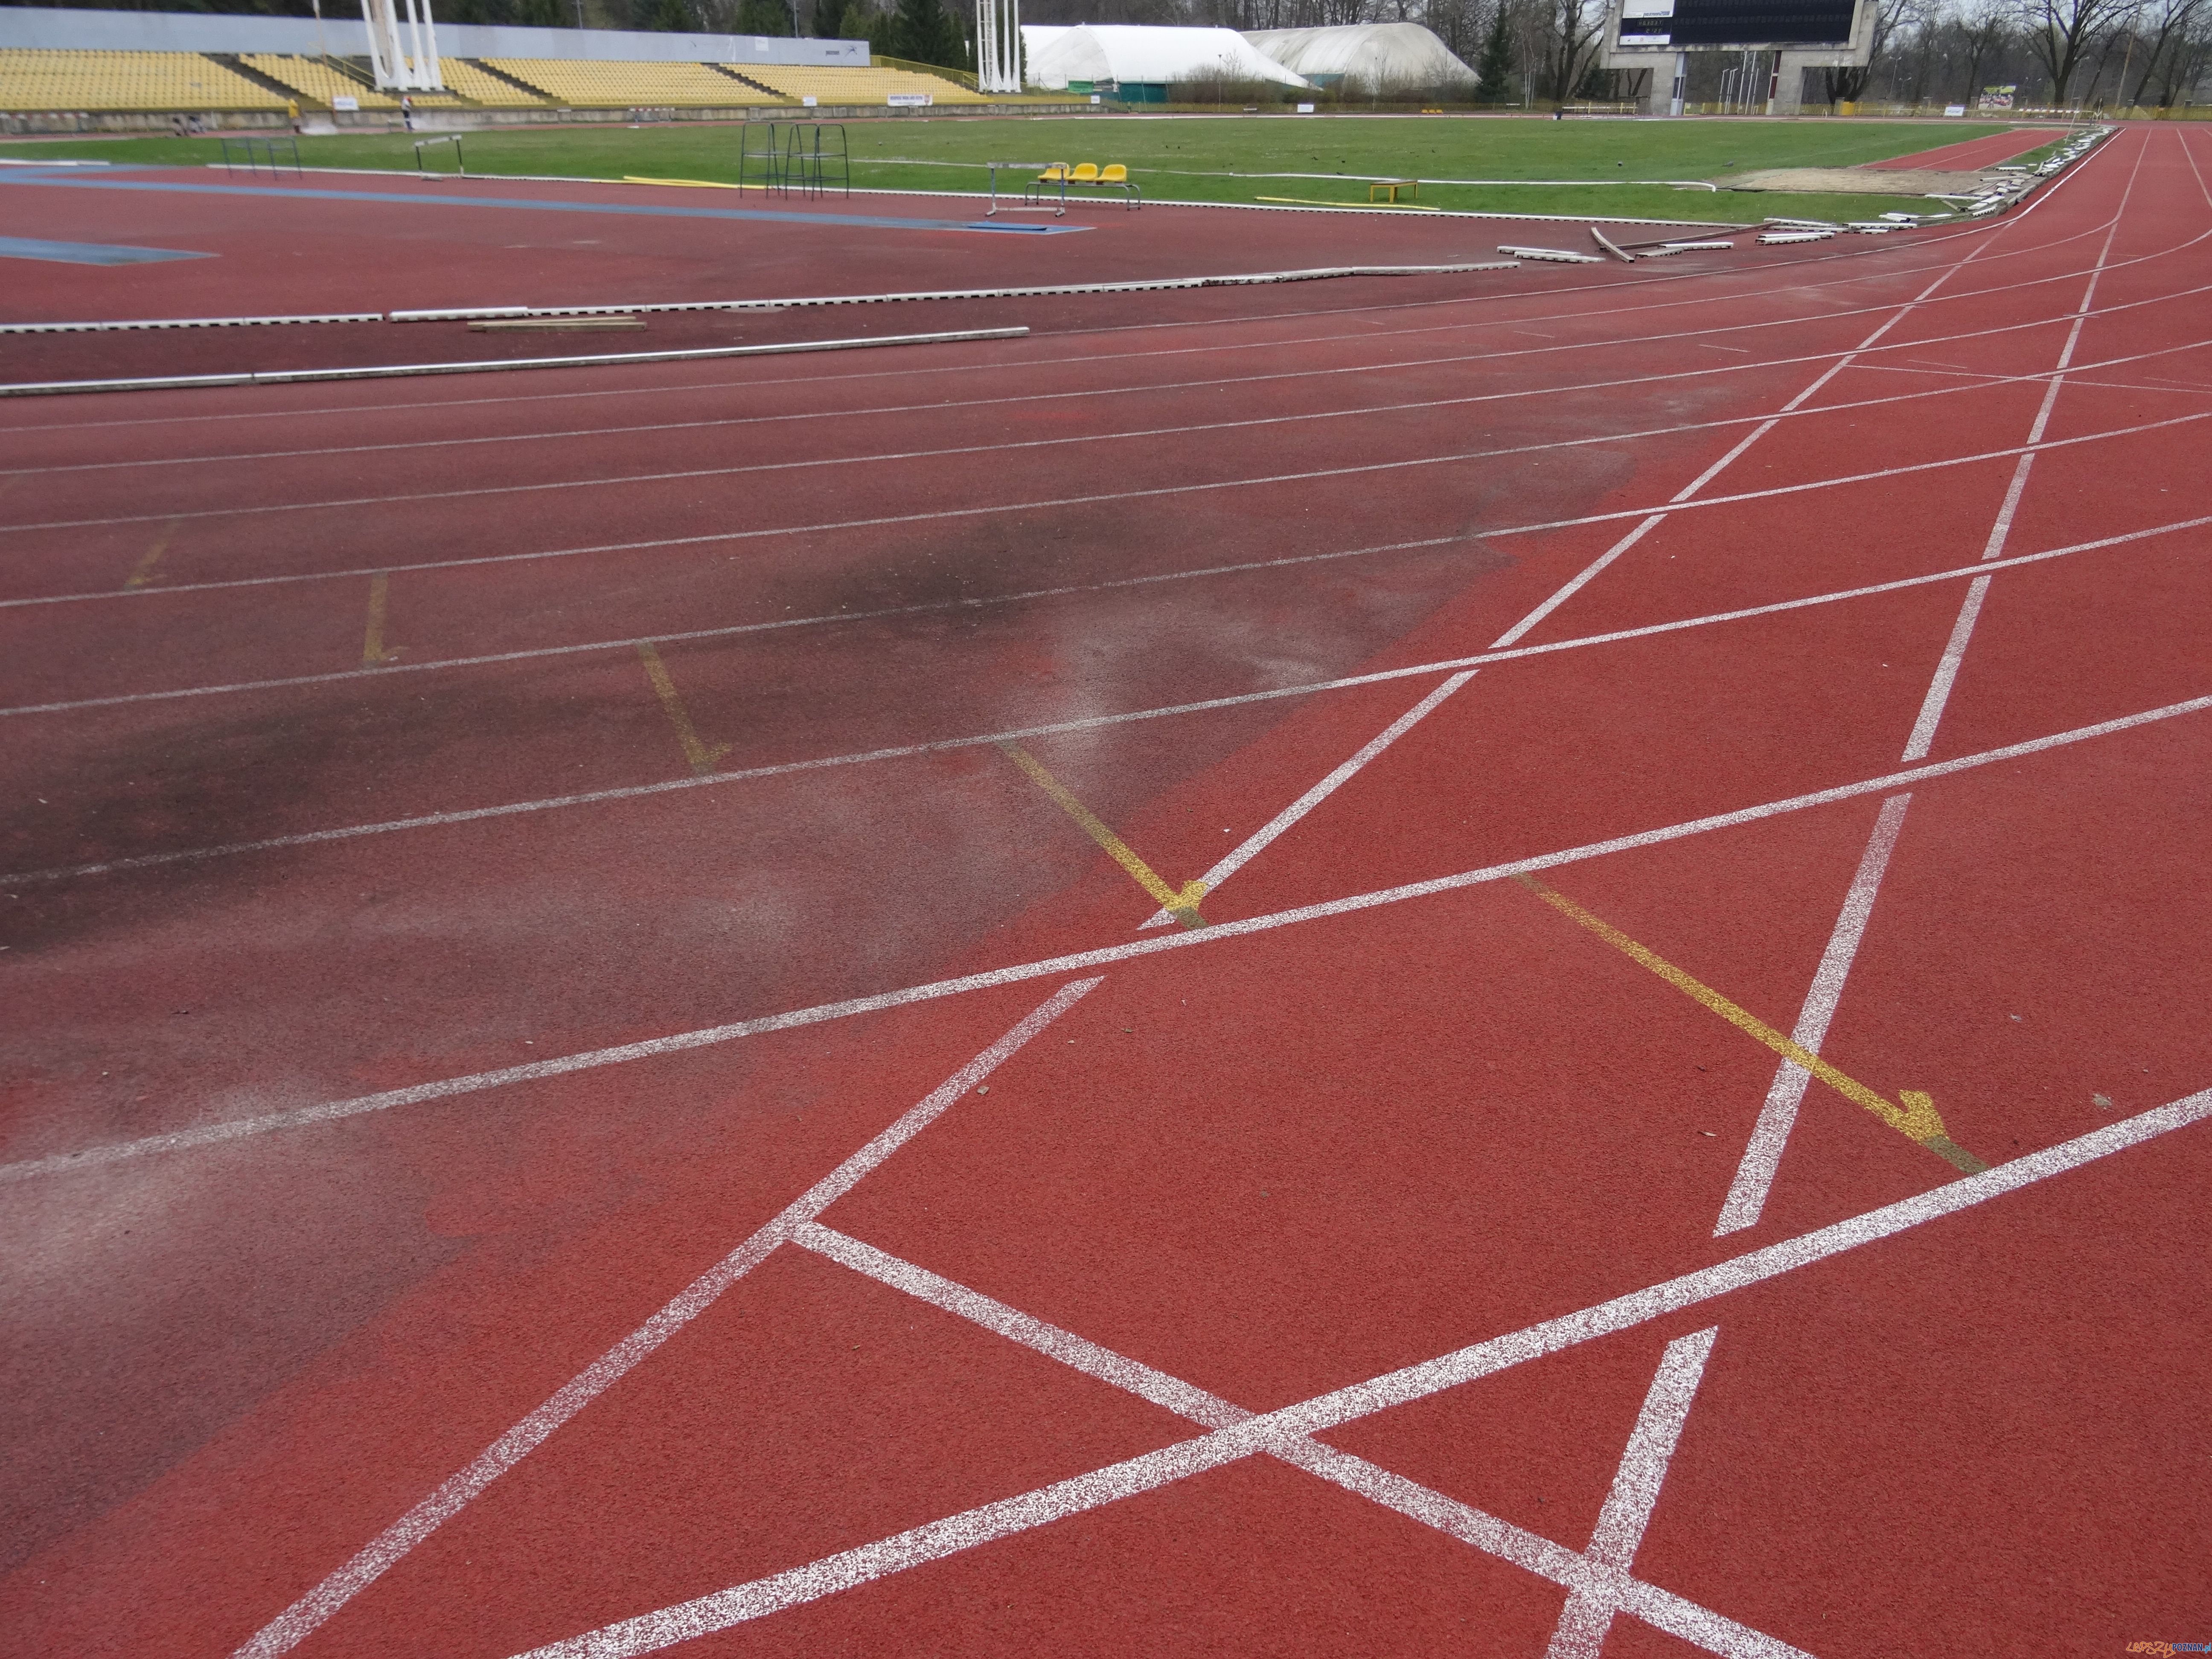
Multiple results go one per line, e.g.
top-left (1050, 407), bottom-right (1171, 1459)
top-left (3, 123), bottom-right (2210, 1659)
top-left (1860, 126), bottom-right (2055, 170)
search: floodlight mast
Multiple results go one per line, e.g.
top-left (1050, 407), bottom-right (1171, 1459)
top-left (361, 0), bottom-right (445, 92)
top-left (975, 0), bottom-right (1021, 94)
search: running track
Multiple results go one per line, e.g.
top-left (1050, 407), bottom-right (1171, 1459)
top-left (3, 122), bottom-right (2209, 1658)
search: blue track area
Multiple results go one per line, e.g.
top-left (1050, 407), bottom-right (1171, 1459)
top-left (0, 169), bottom-right (1086, 236)
top-left (0, 233), bottom-right (211, 265)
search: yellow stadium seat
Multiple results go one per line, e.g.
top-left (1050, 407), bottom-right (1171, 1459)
top-left (1068, 162), bottom-right (1100, 183)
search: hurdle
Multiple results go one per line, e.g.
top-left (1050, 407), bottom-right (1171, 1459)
top-left (413, 135), bottom-right (465, 179)
top-left (219, 136), bottom-right (303, 180)
top-left (739, 122), bottom-right (850, 200)
top-left (986, 160), bottom-right (1069, 218)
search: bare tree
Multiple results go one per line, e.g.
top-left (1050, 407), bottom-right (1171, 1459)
top-left (2125, 0), bottom-right (2207, 99)
top-left (1822, 0), bottom-right (1916, 100)
top-left (2019, 0), bottom-right (2139, 102)
top-left (1957, 0), bottom-right (2013, 96)
top-left (1531, 0), bottom-right (1606, 96)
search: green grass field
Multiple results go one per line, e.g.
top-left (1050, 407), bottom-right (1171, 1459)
top-left (2, 116), bottom-right (2038, 227)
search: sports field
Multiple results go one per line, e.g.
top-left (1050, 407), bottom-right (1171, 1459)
top-left (3, 114), bottom-right (2046, 225)
top-left (3, 117), bottom-right (2209, 1659)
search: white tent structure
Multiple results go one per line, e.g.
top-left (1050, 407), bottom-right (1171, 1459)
top-left (1021, 24), bottom-right (1310, 91)
top-left (1243, 23), bottom-right (1476, 94)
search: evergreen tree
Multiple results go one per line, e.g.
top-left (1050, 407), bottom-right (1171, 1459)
top-left (640, 0), bottom-right (694, 29)
top-left (1476, 6), bottom-right (1514, 100)
top-left (886, 0), bottom-right (964, 67)
top-left (735, 0), bottom-right (792, 32)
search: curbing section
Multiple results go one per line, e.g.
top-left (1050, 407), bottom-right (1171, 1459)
top-left (1, 311), bottom-right (384, 335)
top-left (0, 325), bottom-right (1030, 398)
top-left (386, 263), bottom-right (1522, 323)
top-left (3, 263), bottom-right (1520, 335)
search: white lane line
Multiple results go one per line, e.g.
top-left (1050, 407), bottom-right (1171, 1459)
top-left (802, 1228), bottom-right (1800, 1659)
top-left (19, 263), bottom-right (2206, 480)
top-left (1124, 241), bottom-right (1909, 937)
top-left (10, 508), bottom-right (2206, 867)
top-left (0, 175), bottom-right (2153, 448)
top-left (13, 335), bottom-right (2203, 614)
top-left (1717, 128), bottom-right (2158, 1236)
top-left (1135, 669), bottom-right (1477, 929)
top-left (509, 1087), bottom-right (2212, 1658)
top-left (1545, 1329), bottom-right (1721, 1659)
top-left (14, 691), bottom-right (2207, 1187)
top-left (1715, 792), bottom-right (1914, 1236)
top-left (795, 1223), bottom-right (1248, 1429)
top-left (12, 326), bottom-right (2212, 541)
top-left (1282, 1438), bottom-right (1812, 1659)
top-left (227, 978), bottom-right (1096, 1659)
top-left (1902, 140), bottom-right (2138, 768)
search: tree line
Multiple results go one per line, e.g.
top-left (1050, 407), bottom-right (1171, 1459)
top-left (14, 0), bottom-right (2202, 105)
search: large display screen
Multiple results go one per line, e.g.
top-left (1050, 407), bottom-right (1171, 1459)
top-left (1615, 0), bottom-right (1857, 48)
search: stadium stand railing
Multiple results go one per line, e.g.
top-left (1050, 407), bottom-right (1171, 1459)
top-left (0, 49), bottom-right (290, 113)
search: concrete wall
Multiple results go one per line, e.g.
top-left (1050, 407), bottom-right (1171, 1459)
top-left (0, 6), bottom-right (867, 65)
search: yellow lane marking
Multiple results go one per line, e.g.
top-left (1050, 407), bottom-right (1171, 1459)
top-left (125, 520), bottom-right (181, 590)
top-left (637, 641), bottom-right (731, 776)
top-left (999, 742), bottom-right (1208, 929)
top-left (1514, 873), bottom-right (1985, 1174)
top-left (362, 572), bottom-right (402, 664)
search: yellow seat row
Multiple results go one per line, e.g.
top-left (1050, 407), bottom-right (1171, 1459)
top-left (434, 58), bottom-right (551, 107)
top-left (0, 49), bottom-right (289, 112)
top-left (240, 55), bottom-right (399, 110)
top-left (486, 58), bottom-right (777, 106)
top-left (740, 65), bottom-right (984, 104)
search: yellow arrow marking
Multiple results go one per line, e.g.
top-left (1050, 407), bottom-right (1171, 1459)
top-left (126, 520), bottom-right (182, 590)
top-left (999, 742), bottom-right (1208, 929)
top-left (1514, 873), bottom-right (1984, 1173)
top-left (362, 573), bottom-right (403, 665)
top-left (637, 642), bottom-right (731, 776)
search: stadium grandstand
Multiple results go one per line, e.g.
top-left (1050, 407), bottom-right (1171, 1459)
top-left (0, 49), bottom-right (995, 117)
top-left (0, 47), bottom-right (289, 113)
top-left (737, 63), bottom-right (987, 105)
top-left (239, 55), bottom-right (403, 112)
top-left (429, 57), bottom-right (559, 108)
top-left (481, 58), bottom-right (780, 108)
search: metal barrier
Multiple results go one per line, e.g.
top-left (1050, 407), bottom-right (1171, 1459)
top-left (413, 135), bottom-right (466, 178)
top-left (738, 122), bottom-right (850, 200)
top-left (219, 136), bottom-right (303, 179)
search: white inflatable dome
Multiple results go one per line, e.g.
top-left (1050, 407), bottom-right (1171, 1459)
top-left (1022, 24), bottom-right (1312, 90)
top-left (1243, 22), bottom-right (1478, 93)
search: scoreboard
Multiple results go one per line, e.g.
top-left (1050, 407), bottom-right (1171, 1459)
top-left (1615, 0), bottom-right (1859, 48)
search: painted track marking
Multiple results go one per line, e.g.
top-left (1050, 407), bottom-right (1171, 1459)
top-left (635, 642), bottom-right (729, 777)
top-left (10, 688), bottom-right (2203, 1186)
top-left (796, 1226), bottom-right (1787, 1659)
top-left (361, 573), bottom-right (401, 667)
top-left (489, 1086), bottom-right (2211, 1657)
top-left (10, 508), bottom-right (2207, 879)
top-left (1514, 874), bottom-right (1982, 1173)
top-left (228, 979), bottom-right (1099, 1659)
top-left (1716, 122), bottom-right (2163, 1233)
top-left (123, 519), bottom-right (179, 589)
top-left (999, 743), bottom-right (1207, 928)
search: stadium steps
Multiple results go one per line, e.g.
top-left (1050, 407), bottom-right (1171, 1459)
top-left (458, 57), bottom-right (560, 102)
top-left (707, 62), bottom-right (784, 96)
top-left (211, 53), bottom-right (319, 106)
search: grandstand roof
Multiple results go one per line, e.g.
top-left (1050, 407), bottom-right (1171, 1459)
top-left (1020, 25), bottom-right (1309, 90)
top-left (1242, 22), bottom-right (1477, 92)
